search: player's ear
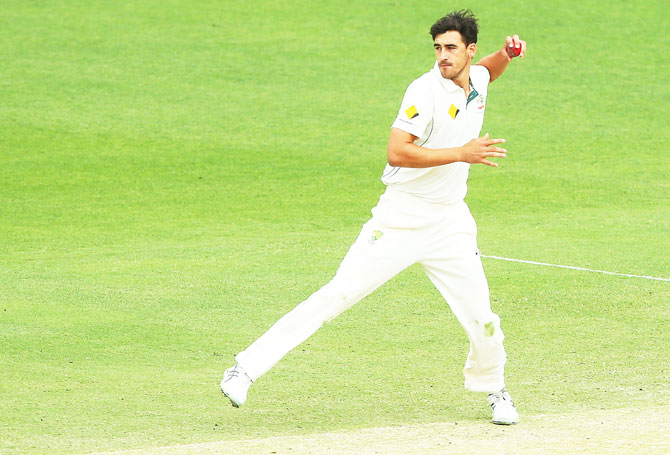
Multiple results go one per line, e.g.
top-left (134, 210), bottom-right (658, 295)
top-left (468, 43), bottom-right (477, 58)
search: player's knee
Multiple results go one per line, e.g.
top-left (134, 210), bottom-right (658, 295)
top-left (472, 316), bottom-right (504, 342)
top-left (301, 283), bottom-right (356, 324)
top-left (313, 282), bottom-right (357, 323)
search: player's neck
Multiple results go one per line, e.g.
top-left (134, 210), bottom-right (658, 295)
top-left (452, 66), bottom-right (471, 96)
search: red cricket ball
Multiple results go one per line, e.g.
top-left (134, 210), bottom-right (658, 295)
top-left (512, 44), bottom-right (522, 56)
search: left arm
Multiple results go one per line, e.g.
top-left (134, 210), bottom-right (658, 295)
top-left (476, 34), bottom-right (526, 83)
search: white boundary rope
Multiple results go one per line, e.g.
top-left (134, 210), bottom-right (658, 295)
top-left (481, 255), bottom-right (670, 282)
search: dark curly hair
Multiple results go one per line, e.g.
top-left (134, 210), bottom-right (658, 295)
top-left (429, 10), bottom-right (479, 45)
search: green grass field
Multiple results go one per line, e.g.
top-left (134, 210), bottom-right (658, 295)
top-left (1, 1), bottom-right (668, 454)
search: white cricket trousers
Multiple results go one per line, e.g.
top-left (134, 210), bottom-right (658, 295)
top-left (235, 187), bottom-right (507, 393)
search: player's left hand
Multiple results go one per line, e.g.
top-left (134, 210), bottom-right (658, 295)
top-left (504, 34), bottom-right (526, 59)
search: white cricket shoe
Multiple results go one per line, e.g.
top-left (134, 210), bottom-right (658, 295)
top-left (220, 364), bottom-right (253, 408)
top-left (488, 388), bottom-right (519, 425)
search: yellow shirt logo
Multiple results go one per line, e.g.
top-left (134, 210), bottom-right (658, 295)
top-left (405, 105), bottom-right (419, 119)
top-left (448, 104), bottom-right (460, 119)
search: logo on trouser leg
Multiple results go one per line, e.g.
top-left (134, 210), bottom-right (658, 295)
top-left (370, 230), bottom-right (384, 243)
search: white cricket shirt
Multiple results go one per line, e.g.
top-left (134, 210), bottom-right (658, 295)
top-left (382, 62), bottom-right (491, 204)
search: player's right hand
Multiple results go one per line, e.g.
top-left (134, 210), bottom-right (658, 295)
top-left (504, 34), bottom-right (526, 58)
top-left (461, 133), bottom-right (507, 167)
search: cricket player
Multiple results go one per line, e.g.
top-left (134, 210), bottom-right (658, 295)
top-left (221, 10), bottom-right (526, 425)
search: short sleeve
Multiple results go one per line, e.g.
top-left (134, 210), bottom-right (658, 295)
top-left (470, 65), bottom-right (491, 88)
top-left (391, 78), bottom-right (433, 139)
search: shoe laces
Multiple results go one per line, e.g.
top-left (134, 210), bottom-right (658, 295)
top-left (488, 388), bottom-right (514, 408)
top-left (224, 366), bottom-right (240, 382)
top-left (224, 365), bottom-right (252, 384)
